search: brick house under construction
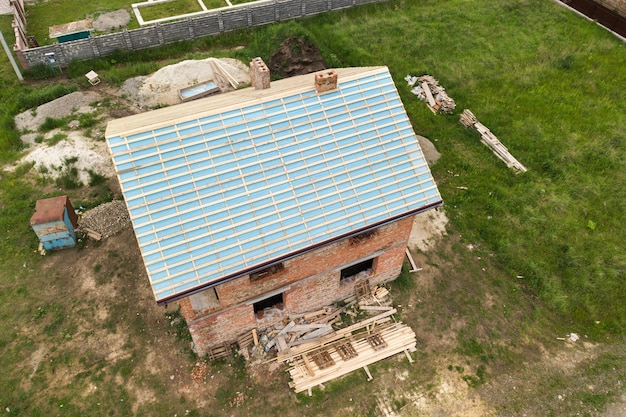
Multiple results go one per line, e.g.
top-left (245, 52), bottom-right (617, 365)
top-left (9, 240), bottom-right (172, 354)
top-left (105, 63), bottom-right (443, 356)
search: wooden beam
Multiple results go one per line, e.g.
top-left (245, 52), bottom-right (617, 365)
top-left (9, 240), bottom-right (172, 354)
top-left (363, 365), bottom-right (373, 381)
top-left (276, 321), bottom-right (296, 338)
top-left (359, 305), bottom-right (394, 311)
top-left (405, 247), bottom-right (421, 272)
top-left (421, 82), bottom-right (436, 107)
top-left (304, 309), bottom-right (327, 320)
top-left (301, 354), bottom-right (315, 376)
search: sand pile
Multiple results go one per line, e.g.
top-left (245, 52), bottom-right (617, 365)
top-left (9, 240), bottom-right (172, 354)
top-left (22, 131), bottom-right (115, 185)
top-left (124, 58), bottom-right (250, 107)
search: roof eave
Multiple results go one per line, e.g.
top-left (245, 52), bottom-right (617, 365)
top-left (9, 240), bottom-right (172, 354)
top-left (155, 200), bottom-right (443, 306)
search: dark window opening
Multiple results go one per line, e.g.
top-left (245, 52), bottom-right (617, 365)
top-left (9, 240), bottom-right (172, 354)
top-left (253, 293), bottom-right (284, 314)
top-left (250, 263), bottom-right (284, 281)
top-left (340, 258), bottom-right (374, 283)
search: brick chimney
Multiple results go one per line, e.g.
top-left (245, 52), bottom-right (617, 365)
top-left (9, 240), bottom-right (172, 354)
top-left (315, 70), bottom-right (338, 93)
top-left (249, 57), bottom-right (270, 90)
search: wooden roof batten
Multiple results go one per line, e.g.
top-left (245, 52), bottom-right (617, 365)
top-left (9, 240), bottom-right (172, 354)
top-left (106, 67), bottom-right (384, 138)
top-left (106, 65), bottom-right (443, 303)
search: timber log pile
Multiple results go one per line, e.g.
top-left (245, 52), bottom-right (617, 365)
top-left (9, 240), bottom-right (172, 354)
top-left (460, 109), bottom-right (527, 173)
top-left (406, 74), bottom-right (456, 114)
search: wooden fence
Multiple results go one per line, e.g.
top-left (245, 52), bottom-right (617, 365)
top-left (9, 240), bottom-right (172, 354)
top-left (560, 0), bottom-right (626, 37)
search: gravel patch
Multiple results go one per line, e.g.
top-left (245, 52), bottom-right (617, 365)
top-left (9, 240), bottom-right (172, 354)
top-left (78, 200), bottom-right (131, 238)
top-left (93, 9), bottom-right (131, 32)
top-left (15, 91), bottom-right (100, 132)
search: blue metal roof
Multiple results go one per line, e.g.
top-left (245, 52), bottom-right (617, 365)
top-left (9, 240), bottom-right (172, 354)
top-left (106, 67), bottom-right (442, 302)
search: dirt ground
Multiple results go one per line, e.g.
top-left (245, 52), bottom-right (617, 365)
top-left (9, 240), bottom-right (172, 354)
top-left (25, 211), bottom-right (625, 417)
top-left (268, 36), bottom-right (327, 77)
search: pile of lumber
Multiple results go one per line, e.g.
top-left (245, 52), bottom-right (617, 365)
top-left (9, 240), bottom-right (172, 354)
top-left (460, 109), bottom-right (527, 174)
top-left (232, 285), bottom-right (418, 394)
top-left (406, 74), bottom-right (456, 114)
top-left (263, 287), bottom-right (418, 395)
top-left (283, 309), bottom-right (417, 394)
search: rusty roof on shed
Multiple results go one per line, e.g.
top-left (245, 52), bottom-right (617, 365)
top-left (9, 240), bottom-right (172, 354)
top-left (30, 195), bottom-right (78, 227)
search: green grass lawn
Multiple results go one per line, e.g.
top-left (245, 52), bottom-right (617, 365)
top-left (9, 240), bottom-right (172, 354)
top-left (0, 0), bottom-right (625, 415)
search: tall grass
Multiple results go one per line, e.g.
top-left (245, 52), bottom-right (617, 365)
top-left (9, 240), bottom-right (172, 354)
top-left (294, 0), bottom-right (626, 337)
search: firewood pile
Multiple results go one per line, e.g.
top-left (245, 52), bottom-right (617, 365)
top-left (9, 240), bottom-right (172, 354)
top-left (460, 109), bottom-right (527, 173)
top-left (406, 74), bottom-right (456, 114)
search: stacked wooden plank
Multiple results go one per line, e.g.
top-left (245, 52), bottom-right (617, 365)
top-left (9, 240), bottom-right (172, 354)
top-left (406, 74), bottom-right (456, 114)
top-left (286, 320), bottom-right (417, 394)
top-left (460, 109), bottom-right (527, 174)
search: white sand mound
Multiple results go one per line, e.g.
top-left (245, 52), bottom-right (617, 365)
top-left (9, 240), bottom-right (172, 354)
top-left (22, 131), bottom-right (115, 185)
top-left (129, 58), bottom-right (250, 107)
top-left (409, 208), bottom-right (448, 252)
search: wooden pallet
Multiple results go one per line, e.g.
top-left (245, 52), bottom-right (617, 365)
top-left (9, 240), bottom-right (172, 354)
top-left (366, 333), bottom-right (388, 351)
top-left (310, 348), bottom-right (335, 369)
top-left (237, 328), bottom-right (257, 350)
top-left (355, 279), bottom-right (371, 299)
top-left (207, 342), bottom-right (231, 361)
top-left (335, 341), bottom-right (358, 361)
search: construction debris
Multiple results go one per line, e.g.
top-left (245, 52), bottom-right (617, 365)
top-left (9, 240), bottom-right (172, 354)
top-left (406, 74), bottom-right (456, 114)
top-left (460, 109), bottom-right (527, 173)
top-left (229, 285), bottom-right (416, 394)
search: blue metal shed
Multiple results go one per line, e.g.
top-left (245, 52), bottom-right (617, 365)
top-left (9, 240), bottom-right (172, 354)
top-left (30, 195), bottom-right (79, 250)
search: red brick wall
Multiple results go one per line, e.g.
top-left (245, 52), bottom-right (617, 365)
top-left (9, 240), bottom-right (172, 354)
top-left (181, 215), bottom-right (415, 356)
